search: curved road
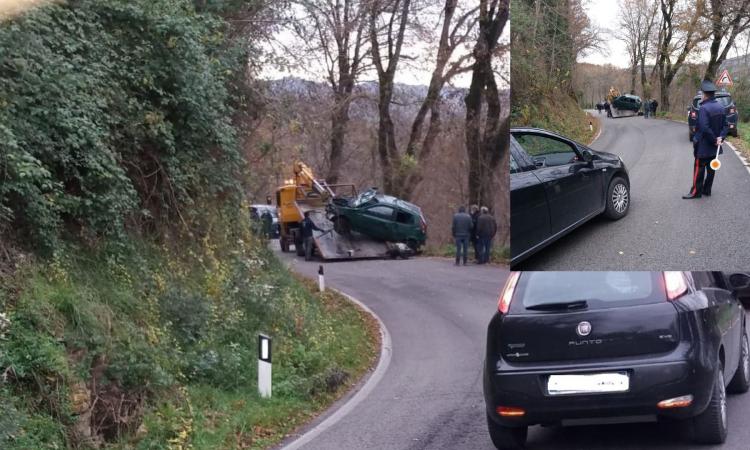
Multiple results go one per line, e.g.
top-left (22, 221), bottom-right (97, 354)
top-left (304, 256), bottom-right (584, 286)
top-left (272, 252), bottom-right (750, 449)
top-left (519, 115), bottom-right (750, 270)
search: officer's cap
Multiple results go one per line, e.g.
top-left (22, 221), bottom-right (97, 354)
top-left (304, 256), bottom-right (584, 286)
top-left (700, 80), bottom-right (718, 93)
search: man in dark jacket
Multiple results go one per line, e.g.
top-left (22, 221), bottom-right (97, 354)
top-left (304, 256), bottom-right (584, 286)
top-left (650, 99), bottom-right (658, 115)
top-left (470, 204), bottom-right (480, 262)
top-left (452, 206), bottom-right (473, 266)
top-left (683, 80), bottom-right (728, 199)
top-left (301, 211), bottom-right (325, 261)
top-left (476, 207), bottom-right (498, 264)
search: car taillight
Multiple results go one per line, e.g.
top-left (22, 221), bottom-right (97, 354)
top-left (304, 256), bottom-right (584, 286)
top-left (664, 271), bottom-right (688, 301)
top-left (730, 107), bottom-right (737, 114)
top-left (420, 216), bottom-right (427, 232)
top-left (496, 406), bottom-right (525, 417)
top-left (498, 271), bottom-right (520, 314)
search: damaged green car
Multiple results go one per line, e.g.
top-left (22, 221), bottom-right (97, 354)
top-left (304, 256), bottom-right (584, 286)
top-left (327, 189), bottom-right (427, 250)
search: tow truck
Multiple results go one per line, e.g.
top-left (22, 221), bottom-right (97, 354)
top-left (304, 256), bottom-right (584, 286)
top-left (607, 87), bottom-right (642, 118)
top-left (275, 162), bottom-right (411, 260)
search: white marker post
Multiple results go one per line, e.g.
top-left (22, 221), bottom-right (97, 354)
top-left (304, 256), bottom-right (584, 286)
top-left (318, 265), bottom-right (325, 292)
top-left (589, 120), bottom-right (593, 132)
top-left (258, 334), bottom-right (272, 398)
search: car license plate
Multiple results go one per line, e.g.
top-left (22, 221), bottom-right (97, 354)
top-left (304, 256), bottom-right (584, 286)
top-left (548, 372), bottom-right (629, 395)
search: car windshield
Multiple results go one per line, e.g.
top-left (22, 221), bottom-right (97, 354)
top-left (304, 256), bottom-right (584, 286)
top-left (515, 272), bottom-right (661, 310)
top-left (353, 189), bottom-right (377, 207)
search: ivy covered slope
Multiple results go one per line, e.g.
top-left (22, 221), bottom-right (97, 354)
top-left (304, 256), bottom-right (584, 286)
top-left (0, 1), bottom-right (377, 448)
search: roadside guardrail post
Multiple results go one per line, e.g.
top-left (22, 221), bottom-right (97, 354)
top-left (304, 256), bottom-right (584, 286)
top-left (258, 334), bottom-right (272, 398)
top-left (318, 265), bottom-right (325, 292)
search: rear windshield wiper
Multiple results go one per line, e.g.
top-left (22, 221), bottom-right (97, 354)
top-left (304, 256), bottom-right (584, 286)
top-left (526, 300), bottom-right (589, 311)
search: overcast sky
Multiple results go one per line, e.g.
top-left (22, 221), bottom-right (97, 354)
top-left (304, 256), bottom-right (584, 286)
top-left (579, 0), bottom-right (750, 68)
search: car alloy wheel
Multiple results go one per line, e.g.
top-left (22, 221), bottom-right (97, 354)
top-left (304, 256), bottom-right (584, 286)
top-left (612, 183), bottom-right (629, 214)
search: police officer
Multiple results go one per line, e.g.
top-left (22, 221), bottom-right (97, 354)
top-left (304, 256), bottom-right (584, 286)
top-left (683, 80), bottom-right (729, 199)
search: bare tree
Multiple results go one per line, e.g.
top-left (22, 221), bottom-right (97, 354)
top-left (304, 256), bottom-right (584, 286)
top-left (288, 0), bottom-right (370, 183)
top-left (617, 0), bottom-right (643, 92)
top-left (369, 0), bottom-right (413, 194)
top-left (655, 0), bottom-right (708, 111)
top-left (465, 0), bottom-right (508, 209)
top-left (703, 0), bottom-right (750, 80)
top-left (399, 1), bottom-right (479, 199)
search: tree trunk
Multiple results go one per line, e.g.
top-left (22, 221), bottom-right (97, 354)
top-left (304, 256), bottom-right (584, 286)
top-left (327, 92), bottom-right (351, 184)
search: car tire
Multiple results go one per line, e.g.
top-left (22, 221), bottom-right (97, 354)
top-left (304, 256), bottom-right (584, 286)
top-left (728, 328), bottom-right (750, 394)
top-left (486, 413), bottom-right (527, 450)
top-left (691, 363), bottom-right (728, 445)
top-left (604, 176), bottom-right (630, 220)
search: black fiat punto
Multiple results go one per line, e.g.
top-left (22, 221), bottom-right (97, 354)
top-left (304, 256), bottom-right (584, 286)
top-left (484, 271), bottom-right (750, 449)
top-left (510, 128), bottom-right (630, 266)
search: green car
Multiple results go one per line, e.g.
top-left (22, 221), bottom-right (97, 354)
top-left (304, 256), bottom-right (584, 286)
top-left (327, 189), bottom-right (427, 250)
top-left (612, 94), bottom-right (642, 112)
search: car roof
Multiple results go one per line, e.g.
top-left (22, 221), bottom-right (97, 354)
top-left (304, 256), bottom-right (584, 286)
top-left (372, 195), bottom-right (421, 213)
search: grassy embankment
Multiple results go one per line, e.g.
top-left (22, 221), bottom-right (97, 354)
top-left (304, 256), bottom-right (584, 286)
top-left (0, 229), bottom-right (378, 449)
top-left (512, 92), bottom-right (599, 145)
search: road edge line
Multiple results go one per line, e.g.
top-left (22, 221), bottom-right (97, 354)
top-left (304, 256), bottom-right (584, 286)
top-left (723, 139), bottom-right (750, 176)
top-left (277, 286), bottom-right (392, 450)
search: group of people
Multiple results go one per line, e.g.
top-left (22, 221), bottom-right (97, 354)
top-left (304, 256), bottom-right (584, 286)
top-left (642, 98), bottom-right (659, 118)
top-left (451, 205), bottom-right (497, 266)
top-left (595, 101), bottom-right (611, 117)
top-left (595, 98), bottom-right (659, 118)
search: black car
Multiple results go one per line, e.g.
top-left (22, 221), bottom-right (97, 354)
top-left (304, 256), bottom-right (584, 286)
top-left (688, 91), bottom-right (738, 140)
top-left (484, 271), bottom-right (750, 449)
top-left (510, 128), bottom-right (630, 266)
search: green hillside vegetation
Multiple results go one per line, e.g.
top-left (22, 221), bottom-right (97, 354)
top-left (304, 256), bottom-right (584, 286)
top-left (510, 0), bottom-right (597, 144)
top-left (0, 1), bottom-right (376, 448)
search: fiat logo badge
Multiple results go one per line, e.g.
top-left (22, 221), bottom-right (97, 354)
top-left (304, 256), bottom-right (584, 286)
top-left (576, 321), bottom-right (592, 336)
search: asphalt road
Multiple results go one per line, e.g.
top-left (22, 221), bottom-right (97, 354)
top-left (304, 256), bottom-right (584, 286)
top-left (519, 114), bottom-right (750, 270)
top-left (273, 250), bottom-right (750, 449)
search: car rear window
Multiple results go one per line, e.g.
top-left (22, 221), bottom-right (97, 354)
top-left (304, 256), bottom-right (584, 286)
top-left (693, 96), bottom-right (732, 109)
top-left (510, 272), bottom-right (666, 313)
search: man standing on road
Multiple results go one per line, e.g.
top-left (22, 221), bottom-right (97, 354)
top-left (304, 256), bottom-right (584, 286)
top-left (476, 207), bottom-right (497, 264)
top-left (605, 101), bottom-right (612, 118)
top-left (470, 204), bottom-right (480, 263)
top-left (261, 209), bottom-right (273, 239)
top-left (302, 211), bottom-right (324, 261)
top-left (650, 99), bottom-right (658, 116)
top-left (451, 206), bottom-right (473, 266)
top-left (643, 99), bottom-right (650, 118)
top-left (683, 80), bottom-right (728, 200)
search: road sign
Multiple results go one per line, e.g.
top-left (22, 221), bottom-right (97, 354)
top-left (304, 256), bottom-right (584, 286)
top-left (716, 69), bottom-right (733, 87)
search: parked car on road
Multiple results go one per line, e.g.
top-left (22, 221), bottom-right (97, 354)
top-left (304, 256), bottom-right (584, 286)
top-left (327, 189), bottom-right (427, 250)
top-left (688, 90), bottom-right (738, 141)
top-left (484, 271), bottom-right (750, 449)
top-left (250, 204), bottom-right (280, 238)
top-left (510, 128), bottom-right (630, 266)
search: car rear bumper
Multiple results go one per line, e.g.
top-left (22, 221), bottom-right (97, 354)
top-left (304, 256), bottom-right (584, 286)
top-left (484, 358), bottom-right (714, 427)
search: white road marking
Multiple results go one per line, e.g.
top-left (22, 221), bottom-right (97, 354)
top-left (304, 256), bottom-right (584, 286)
top-left (277, 286), bottom-right (392, 450)
top-left (724, 140), bottom-right (750, 176)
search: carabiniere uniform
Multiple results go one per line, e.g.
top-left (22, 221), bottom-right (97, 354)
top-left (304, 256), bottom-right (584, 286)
top-left (684, 80), bottom-right (729, 199)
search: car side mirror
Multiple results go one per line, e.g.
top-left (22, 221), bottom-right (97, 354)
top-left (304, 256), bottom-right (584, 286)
top-left (581, 151), bottom-right (594, 165)
top-left (729, 272), bottom-right (750, 309)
